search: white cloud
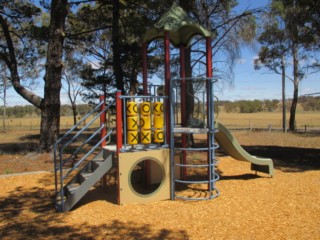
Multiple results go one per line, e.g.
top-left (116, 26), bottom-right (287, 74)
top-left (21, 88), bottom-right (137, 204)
top-left (236, 58), bottom-right (246, 64)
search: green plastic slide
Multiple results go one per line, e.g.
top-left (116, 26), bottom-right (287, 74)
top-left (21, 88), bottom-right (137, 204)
top-left (214, 121), bottom-right (274, 176)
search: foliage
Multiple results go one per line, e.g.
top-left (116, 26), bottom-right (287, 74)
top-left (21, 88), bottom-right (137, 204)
top-left (255, 0), bottom-right (320, 131)
top-left (67, 0), bottom-right (159, 102)
top-left (300, 96), bottom-right (320, 111)
top-left (0, 104), bottom-right (94, 118)
top-left (223, 101), bottom-right (239, 113)
top-left (0, 0), bottom-right (44, 98)
top-left (223, 99), bottom-right (277, 113)
top-left (238, 100), bottom-right (263, 113)
top-left (0, 105), bottom-right (39, 118)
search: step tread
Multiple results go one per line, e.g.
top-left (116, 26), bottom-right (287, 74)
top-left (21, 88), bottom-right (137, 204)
top-left (67, 184), bottom-right (80, 194)
top-left (55, 151), bottom-right (114, 211)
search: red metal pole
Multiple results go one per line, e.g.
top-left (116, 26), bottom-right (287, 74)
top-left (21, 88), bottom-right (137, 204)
top-left (180, 45), bottom-right (187, 179)
top-left (100, 95), bottom-right (106, 148)
top-left (142, 42), bottom-right (148, 95)
top-left (164, 31), bottom-right (171, 144)
top-left (115, 91), bottom-right (123, 154)
top-left (115, 91), bottom-right (122, 205)
top-left (206, 37), bottom-right (212, 78)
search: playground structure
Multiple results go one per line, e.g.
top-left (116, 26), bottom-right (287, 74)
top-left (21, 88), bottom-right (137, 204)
top-left (53, 3), bottom-right (274, 212)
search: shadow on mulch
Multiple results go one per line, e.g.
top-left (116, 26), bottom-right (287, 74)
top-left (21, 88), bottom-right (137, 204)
top-left (0, 175), bottom-right (188, 240)
top-left (0, 130), bottom-right (107, 154)
top-left (242, 145), bottom-right (320, 172)
top-left (0, 142), bottom-right (39, 154)
top-left (219, 173), bottom-right (263, 180)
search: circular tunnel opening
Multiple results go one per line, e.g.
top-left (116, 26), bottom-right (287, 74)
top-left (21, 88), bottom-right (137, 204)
top-left (129, 158), bottom-right (164, 196)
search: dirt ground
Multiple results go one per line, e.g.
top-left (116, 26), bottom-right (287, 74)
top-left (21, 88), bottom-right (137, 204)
top-left (0, 131), bottom-right (319, 239)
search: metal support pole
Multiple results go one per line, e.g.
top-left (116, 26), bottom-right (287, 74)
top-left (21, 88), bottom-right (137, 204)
top-left (164, 31), bottom-right (171, 144)
top-left (180, 45), bottom-right (187, 179)
top-left (115, 91), bottom-right (123, 154)
top-left (206, 37), bottom-right (213, 192)
top-left (115, 91), bottom-right (122, 205)
top-left (99, 95), bottom-right (106, 148)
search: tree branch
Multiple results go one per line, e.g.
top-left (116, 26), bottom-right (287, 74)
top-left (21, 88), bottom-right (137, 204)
top-left (0, 15), bottom-right (43, 108)
top-left (67, 26), bottom-right (112, 38)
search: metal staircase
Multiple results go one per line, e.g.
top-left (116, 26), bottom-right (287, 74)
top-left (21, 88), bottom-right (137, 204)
top-left (55, 150), bottom-right (113, 212)
top-left (54, 99), bottom-right (114, 212)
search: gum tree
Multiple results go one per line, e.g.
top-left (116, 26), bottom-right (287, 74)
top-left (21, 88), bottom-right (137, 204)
top-left (255, 0), bottom-right (320, 131)
top-left (0, 0), bottom-right (68, 151)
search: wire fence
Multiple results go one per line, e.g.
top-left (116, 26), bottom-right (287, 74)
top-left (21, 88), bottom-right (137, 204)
top-left (1, 116), bottom-right (101, 131)
top-left (1, 113), bottom-right (319, 133)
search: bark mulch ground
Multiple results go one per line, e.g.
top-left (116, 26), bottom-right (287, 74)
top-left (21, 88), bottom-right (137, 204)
top-left (0, 154), bottom-right (319, 239)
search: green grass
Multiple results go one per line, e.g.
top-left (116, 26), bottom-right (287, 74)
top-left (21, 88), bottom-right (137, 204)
top-left (3, 169), bottom-right (13, 175)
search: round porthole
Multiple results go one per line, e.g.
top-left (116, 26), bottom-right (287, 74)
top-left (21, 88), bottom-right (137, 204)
top-left (129, 158), bottom-right (164, 196)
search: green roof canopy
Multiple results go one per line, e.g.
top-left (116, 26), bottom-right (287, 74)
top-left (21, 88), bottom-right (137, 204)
top-left (143, 2), bottom-right (213, 47)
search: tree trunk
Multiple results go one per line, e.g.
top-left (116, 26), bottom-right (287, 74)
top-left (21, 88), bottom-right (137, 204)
top-left (112, 0), bottom-right (124, 94)
top-left (289, 81), bottom-right (299, 131)
top-left (281, 56), bottom-right (287, 133)
top-left (2, 76), bottom-right (6, 132)
top-left (72, 103), bottom-right (77, 126)
top-left (40, 0), bottom-right (68, 152)
top-left (179, 1), bottom-right (195, 124)
top-left (289, 43), bottom-right (299, 132)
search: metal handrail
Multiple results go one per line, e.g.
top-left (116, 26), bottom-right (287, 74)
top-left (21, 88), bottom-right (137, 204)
top-left (58, 131), bottom-right (112, 211)
top-left (62, 127), bottom-right (111, 181)
top-left (55, 101), bottom-right (104, 146)
top-left (53, 99), bottom-right (115, 210)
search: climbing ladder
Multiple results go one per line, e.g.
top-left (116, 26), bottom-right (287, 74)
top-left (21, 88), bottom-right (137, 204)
top-left (53, 100), bottom-right (114, 212)
top-left (169, 77), bottom-right (220, 200)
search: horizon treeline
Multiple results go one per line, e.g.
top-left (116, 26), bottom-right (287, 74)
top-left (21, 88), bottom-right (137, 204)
top-left (220, 95), bottom-right (320, 113)
top-left (1, 96), bottom-right (319, 118)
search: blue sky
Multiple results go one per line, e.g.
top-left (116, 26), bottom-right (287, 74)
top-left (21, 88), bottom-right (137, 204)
top-left (4, 0), bottom-right (319, 106)
top-left (218, 0), bottom-right (319, 101)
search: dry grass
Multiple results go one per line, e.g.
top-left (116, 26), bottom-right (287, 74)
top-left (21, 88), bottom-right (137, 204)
top-left (217, 111), bottom-right (320, 128)
top-left (2, 110), bottom-right (320, 131)
top-left (2, 116), bottom-right (100, 131)
top-left (231, 131), bottom-right (320, 149)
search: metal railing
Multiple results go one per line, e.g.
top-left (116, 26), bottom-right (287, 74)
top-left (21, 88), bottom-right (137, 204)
top-left (53, 99), bottom-right (115, 209)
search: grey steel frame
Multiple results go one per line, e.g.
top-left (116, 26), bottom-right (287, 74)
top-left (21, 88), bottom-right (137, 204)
top-left (170, 77), bottom-right (220, 201)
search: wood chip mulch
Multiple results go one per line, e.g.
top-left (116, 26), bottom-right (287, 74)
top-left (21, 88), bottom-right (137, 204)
top-left (0, 156), bottom-right (319, 240)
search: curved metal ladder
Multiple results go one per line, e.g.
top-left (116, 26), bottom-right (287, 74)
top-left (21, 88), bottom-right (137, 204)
top-left (169, 77), bottom-right (220, 200)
